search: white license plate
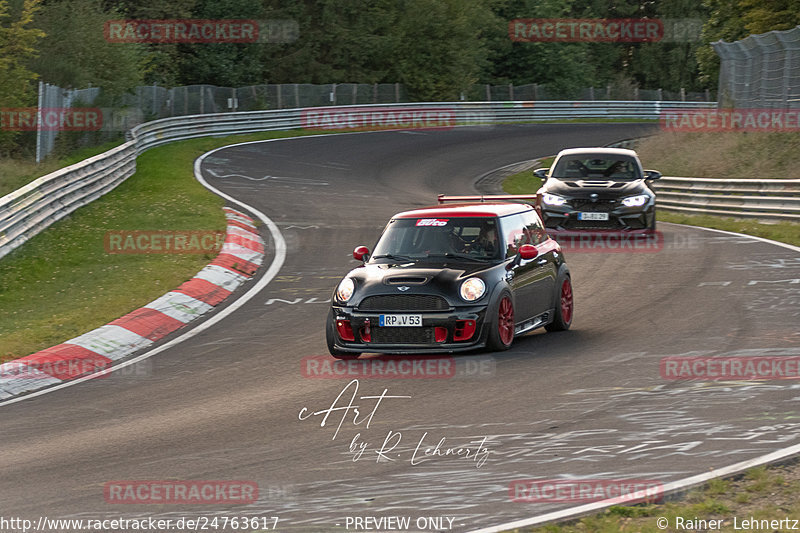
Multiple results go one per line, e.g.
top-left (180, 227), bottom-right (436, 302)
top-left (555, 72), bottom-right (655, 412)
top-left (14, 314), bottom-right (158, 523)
top-left (379, 314), bottom-right (422, 327)
top-left (578, 212), bottom-right (610, 221)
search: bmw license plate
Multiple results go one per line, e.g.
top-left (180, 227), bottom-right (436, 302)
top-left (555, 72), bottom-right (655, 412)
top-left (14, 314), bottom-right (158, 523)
top-left (578, 212), bottom-right (610, 221)
top-left (379, 314), bottom-right (422, 327)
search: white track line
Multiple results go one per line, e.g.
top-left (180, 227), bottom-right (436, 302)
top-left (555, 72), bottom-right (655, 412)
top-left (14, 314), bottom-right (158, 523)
top-left (471, 222), bottom-right (800, 533)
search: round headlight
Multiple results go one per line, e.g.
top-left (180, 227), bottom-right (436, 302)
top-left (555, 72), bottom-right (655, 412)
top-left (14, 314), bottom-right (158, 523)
top-left (336, 278), bottom-right (355, 302)
top-left (460, 278), bottom-right (486, 302)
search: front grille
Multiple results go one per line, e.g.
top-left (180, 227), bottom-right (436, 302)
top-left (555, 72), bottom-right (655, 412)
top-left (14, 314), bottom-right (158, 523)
top-left (564, 219), bottom-right (622, 230)
top-left (371, 327), bottom-right (434, 344)
top-left (359, 295), bottom-right (449, 311)
top-left (569, 199), bottom-right (616, 211)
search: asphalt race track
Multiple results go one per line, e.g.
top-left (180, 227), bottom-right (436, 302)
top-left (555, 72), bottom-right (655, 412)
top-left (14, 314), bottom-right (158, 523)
top-left (2, 124), bottom-right (800, 532)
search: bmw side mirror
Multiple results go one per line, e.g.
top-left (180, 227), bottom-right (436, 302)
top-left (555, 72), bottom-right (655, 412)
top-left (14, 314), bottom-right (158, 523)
top-left (519, 244), bottom-right (539, 260)
top-left (644, 170), bottom-right (661, 180)
top-left (533, 168), bottom-right (549, 180)
top-left (353, 246), bottom-right (370, 262)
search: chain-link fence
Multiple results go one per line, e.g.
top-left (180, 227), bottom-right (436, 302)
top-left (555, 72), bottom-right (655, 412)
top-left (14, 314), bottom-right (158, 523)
top-left (33, 81), bottom-right (713, 160)
top-left (465, 84), bottom-right (711, 102)
top-left (713, 25), bottom-right (800, 109)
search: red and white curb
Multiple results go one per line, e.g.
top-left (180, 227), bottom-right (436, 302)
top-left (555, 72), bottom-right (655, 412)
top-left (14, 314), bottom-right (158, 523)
top-left (0, 207), bottom-right (264, 400)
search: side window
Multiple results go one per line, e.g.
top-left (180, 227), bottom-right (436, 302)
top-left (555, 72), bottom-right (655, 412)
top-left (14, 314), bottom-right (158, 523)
top-left (521, 210), bottom-right (547, 245)
top-left (499, 214), bottom-right (528, 257)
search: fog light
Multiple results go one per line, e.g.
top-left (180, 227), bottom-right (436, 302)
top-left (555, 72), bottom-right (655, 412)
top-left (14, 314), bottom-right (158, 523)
top-left (336, 320), bottom-right (355, 341)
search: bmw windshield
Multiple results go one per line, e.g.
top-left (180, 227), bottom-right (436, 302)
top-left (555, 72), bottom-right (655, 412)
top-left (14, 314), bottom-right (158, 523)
top-left (371, 217), bottom-right (501, 262)
top-left (551, 154), bottom-right (642, 180)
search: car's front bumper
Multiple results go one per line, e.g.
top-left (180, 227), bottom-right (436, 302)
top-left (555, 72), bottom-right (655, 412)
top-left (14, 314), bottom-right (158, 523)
top-left (541, 201), bottom-right (654, 231)
top-left (330, 305), bottom-right (489, 354)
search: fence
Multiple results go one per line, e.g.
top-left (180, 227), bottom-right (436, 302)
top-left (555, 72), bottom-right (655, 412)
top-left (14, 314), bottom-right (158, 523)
top-left (32, 81), bottom-right (715, 161)
top-left (713, 25), bottom-right (800, 109)
top-left (3, 99), bottom-right (751, 261)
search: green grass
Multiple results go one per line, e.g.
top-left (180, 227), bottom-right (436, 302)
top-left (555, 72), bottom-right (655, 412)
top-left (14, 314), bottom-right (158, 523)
top-left (0, 129), bottom-right (325, 363)
top-left (515, 464), bottom-right (800, 533)
top-left (502, 157), bottom-right (554, 195)
top-left (0, 139), bottom-right (127, 198)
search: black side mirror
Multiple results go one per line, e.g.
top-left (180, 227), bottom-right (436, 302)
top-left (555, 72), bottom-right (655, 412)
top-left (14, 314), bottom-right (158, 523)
top-left (644, 170), bottom-right (661, 180)
top-left (533, 168), bottom-right (549, 180)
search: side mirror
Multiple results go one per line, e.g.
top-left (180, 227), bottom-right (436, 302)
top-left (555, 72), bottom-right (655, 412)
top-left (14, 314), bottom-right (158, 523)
top-left (533, 168), bottom-right (549, 180)
top-left (353, 246), bottom-right (370, 262)
top-left (519, 244), bottom-right (539, 260)
top-left (644, 170), bottom-right (661, 180)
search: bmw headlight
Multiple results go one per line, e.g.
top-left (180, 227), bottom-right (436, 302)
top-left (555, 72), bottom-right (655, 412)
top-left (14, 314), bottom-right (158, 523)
top-left (542, 193), bottom-right (567, 206)
top-left (460, 278), bottom-right (486, 302)
top-left (336, 278), bottom-right (355, 302)
top-left (622, 194), bottom-right (649, 207)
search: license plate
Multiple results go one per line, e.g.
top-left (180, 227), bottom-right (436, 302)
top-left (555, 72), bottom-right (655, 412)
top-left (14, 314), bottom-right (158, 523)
top-left (379, 314), bottom-right (422, 327)
top-left (578, 212), bottom-right (609, 221)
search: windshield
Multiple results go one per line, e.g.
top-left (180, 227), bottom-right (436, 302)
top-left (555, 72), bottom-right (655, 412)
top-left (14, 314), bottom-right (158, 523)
top-left (371, 217), bottom-right (501, 261)
top-left (551, 154), bottom-right (641, 180)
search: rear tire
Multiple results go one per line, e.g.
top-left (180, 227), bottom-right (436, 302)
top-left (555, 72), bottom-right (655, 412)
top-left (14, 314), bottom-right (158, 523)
top-left (326, 310), bottom-right (361, 359)
top-left (546, 272), bottom-right (573, 332)
top-left (487, 290), bottom-right (515, 351)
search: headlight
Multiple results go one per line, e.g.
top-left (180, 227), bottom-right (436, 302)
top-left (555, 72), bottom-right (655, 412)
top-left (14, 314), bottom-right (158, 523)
top-left (460, 278), bottom-right (486, 302)
top-left (622, 194), bottom-right (649, 207)
top-left (542, 193), bottom-right (567, 206)
top-left (336, 278), bottom-right (355, 302)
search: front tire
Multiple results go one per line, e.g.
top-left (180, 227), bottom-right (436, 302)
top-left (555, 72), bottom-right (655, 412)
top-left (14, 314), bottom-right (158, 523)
top-left (546, 272), bottom-right (573, 332)
top-left (487, 290), bottom-right (515, 351)
top-left (326, 310), bottom-right (361, 359)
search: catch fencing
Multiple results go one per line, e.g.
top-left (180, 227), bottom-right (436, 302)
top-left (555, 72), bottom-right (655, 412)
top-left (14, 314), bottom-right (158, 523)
top-left (16, 99), bottom-right (800, 263)
top-left (713, 25), bottom-right (800, 109)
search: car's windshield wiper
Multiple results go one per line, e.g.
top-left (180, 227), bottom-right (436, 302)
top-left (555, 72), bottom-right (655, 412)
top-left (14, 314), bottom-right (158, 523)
top-left (372, 253), bottom-right (419, 262)
top-left (426, 252), bottom-right (491, 262)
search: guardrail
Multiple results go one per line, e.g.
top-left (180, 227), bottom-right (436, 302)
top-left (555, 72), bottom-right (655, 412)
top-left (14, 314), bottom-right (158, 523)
top-left (0, 99), bottom-right (757, 261)
top-left (654, 177), bottom-right (800, 221)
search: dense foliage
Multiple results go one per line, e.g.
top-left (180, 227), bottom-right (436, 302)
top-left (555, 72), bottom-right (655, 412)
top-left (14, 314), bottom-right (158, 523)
top-left (0, 0), bottom-right (798, 154)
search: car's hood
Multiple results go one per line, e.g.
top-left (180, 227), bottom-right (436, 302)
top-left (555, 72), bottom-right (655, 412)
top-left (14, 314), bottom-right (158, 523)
top-left (342, 261), bottom-right (493, 304)
top-left (541, 178), bottom-right (649, 199)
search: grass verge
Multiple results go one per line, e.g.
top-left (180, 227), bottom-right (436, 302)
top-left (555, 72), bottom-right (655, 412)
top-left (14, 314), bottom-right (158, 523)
top-left (502, 157), bottom-right (554, 194)
top-left (0, 129), bottom-right (324, 363)
top-left (636, 131), bottom-right (800, 178)
top-left (0, 139), bottom-right (127, 198)
top-left (516, 463), bottom-right (800, 533)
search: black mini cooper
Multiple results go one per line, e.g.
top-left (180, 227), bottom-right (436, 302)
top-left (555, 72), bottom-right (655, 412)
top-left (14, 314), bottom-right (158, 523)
top-left (326, 196), bottom-right (573, 357)
top-left (535, 147), bottom-right (661, 231)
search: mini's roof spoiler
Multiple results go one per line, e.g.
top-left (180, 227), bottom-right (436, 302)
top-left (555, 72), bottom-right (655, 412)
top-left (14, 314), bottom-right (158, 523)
top-left (437, 194), bottom-right (539, 204)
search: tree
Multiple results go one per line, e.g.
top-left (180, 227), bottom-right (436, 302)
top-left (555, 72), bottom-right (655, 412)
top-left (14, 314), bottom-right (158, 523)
top-left (0, 0), bottom-right (44, 154)
top-left (30, 0), bottom-right (144, 96)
